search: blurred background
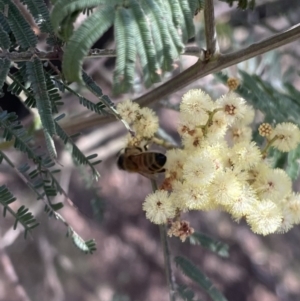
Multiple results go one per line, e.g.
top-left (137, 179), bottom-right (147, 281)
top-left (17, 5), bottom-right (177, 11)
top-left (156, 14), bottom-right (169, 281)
top-left (1, 0), bottom-right (300, 301)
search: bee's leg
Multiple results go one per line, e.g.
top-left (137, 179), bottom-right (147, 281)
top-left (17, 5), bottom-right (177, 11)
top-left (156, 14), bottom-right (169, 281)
top-left (139, 172), bottom-right (157, 179)
top-left (135, 146), bottom-right (143, 152)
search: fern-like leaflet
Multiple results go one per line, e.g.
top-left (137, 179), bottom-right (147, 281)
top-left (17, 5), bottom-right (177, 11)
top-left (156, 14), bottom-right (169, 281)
top-left (0, 185), bottom-right (39, 238)
top-left (175, 256), bottom-right (229, 301)
top-left (54, 114), bottom-right (101, 180)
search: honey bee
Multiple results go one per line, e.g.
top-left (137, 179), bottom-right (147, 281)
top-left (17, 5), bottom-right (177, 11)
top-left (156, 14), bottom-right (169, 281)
top-left (117, 146), bottom-right (166, 176)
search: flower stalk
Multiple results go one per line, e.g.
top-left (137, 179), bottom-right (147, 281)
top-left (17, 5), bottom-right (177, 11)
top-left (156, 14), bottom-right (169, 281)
top-left (160, 224), bottom-right (176, 301)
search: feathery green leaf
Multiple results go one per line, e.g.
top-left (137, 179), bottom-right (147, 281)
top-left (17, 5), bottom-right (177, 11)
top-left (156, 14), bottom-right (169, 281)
top-left (283, 82), bottom-right (300, 105)
top-left (26, 58), bottom-right (56, 135)
top-left (0, 184), bottom-right (17, 216)
top-left (139, 1), bottom-right (163, 67)
top-left (57, 9), bottom-right (81, 41)
top-left (0, 58), bottom-right (10, 94)
top-left (7, 69), bottom-right (36, 109)
top-left (0, 110), bottom-right (37, 159)
top-left (44, 72), bottom-right (64, 114)
top-left (130, 0), bottom-right (161, 87)
top-left (1, 0), bottom-right (37, 49)
top-left (43, 184), bottom-right (58, 197)
top-left (83, 71), bottom-right (133, 131)
top-left (54, 117), bottom-right (101, 180)
top-left (50, 202), bottom-right (64, 211)
top-left (51, 0), bottom-right (104, 33)
top-left (44, 130), bottom-right (57, 159)
top-left (178, 0), bottom-right (195, 42)
top-left (161, 0), bottom-right (185, 54)
top-left (62, 5), bottom-right (114, 82)
top-left (20, 0), bottom-right (53, 34)
top-left (14, 205), bottom-right (39, 238)
top-left (143, 0), bottom-right (177, 71)
top-left (53, 78), bottom-right (108, 115)
top-left (177, 284), bottom-right (200, 301)
top-left (113, 5), bottom-right (136, 93)
top-left (0, 23), bottom-right (11, 49)
top-left (28, 168), bottom-right (39, 179)
top-left (78, 96), bottom-right (108, 115)
top-left (188, 0), bottom-right (205, 14)
top-left (175, 256), bottom-right (229, 301)
top-left (286, 145), bottom-right (300, 180)
top-left (26, 57), bottom-right (57, 157)
top-left (0, 185), bottom-right (39, 238)
top-left (0, 11), bottom-right (11, 34)
top-left (71, 232), bottom-right (97, 254)
top-left (7, 65), bottom-right (28, 95)
top-left (169, 0), bottom-right (183, 28)
top-left (0, 111), bottom-right (64, 200)
top-left (189, 232), bottom-right (229, 257)
top-left (216, 71), bottom-right (300, 125)
top-left (82, 71), bottom-right (117, 112)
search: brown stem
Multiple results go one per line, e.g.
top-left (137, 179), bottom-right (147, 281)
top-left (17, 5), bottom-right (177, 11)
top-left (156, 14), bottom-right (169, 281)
top-left (151, 180), bottom-right (176, 301)
top-left (261, 136), bottom-right (278, 156)
top-left (203, 108), bottom-right (222, 136)
top-left (160, 224), bottom-right (176, 301)
top-left (136, 23), bottom-right (300, 108)
top-left (0, 46), bottom-right (203, 61)
top-left (31, 23), bottom-right (300, 136)
top-left (204, 0), bottom-right (219, 56)
top-left (0, 50), bottom-right (59, 61)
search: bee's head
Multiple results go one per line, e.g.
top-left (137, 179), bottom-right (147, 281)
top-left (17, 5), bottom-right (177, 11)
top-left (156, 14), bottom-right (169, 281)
top-left (155, 153), bottom-right (167, 166)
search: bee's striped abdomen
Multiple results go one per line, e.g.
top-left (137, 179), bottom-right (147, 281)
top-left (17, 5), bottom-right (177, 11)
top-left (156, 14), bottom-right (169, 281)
top-left (117, 147), bottom-right (167, 175)
top-left (143, 153), bottom-right (166, 173)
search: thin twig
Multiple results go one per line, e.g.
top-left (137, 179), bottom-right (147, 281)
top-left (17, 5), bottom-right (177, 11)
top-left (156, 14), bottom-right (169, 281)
top-left (136, 23), bottom-right (300, 108)
top-left (0, 47), bottom-right (204, 61)
top-left (160, 224), bottom-right (176, 301)
top-left (22, 23), bottom-right (300, 138)
top-left (83, 75), bottom-right (134, 136)
top-left (204, 0), bottom-right (219, 56)
top-left (151, 180), bottom-right (176, 301)
top-left (0, 50), bottom-right (59, 61)
top-left (2, 19), bottom-right (298, 66)
top-left (0, 150), bottom-right (86, 242)
top-left (0, 203), bottom-right (42, 249)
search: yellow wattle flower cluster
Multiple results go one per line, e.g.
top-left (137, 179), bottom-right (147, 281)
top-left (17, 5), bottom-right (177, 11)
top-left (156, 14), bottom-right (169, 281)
top-left (116, 99), bottom-right (159, 145)
top-left (141, 89), bottom-right (300, 237)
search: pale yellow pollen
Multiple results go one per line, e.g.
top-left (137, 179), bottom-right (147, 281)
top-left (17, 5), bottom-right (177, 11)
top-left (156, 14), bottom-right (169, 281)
top-left (227, 78), bottom-right (240, 91)
top-left (225, 104), bottom-right (236, 115)
top-left (259, 123), bottom-right (272, 137)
